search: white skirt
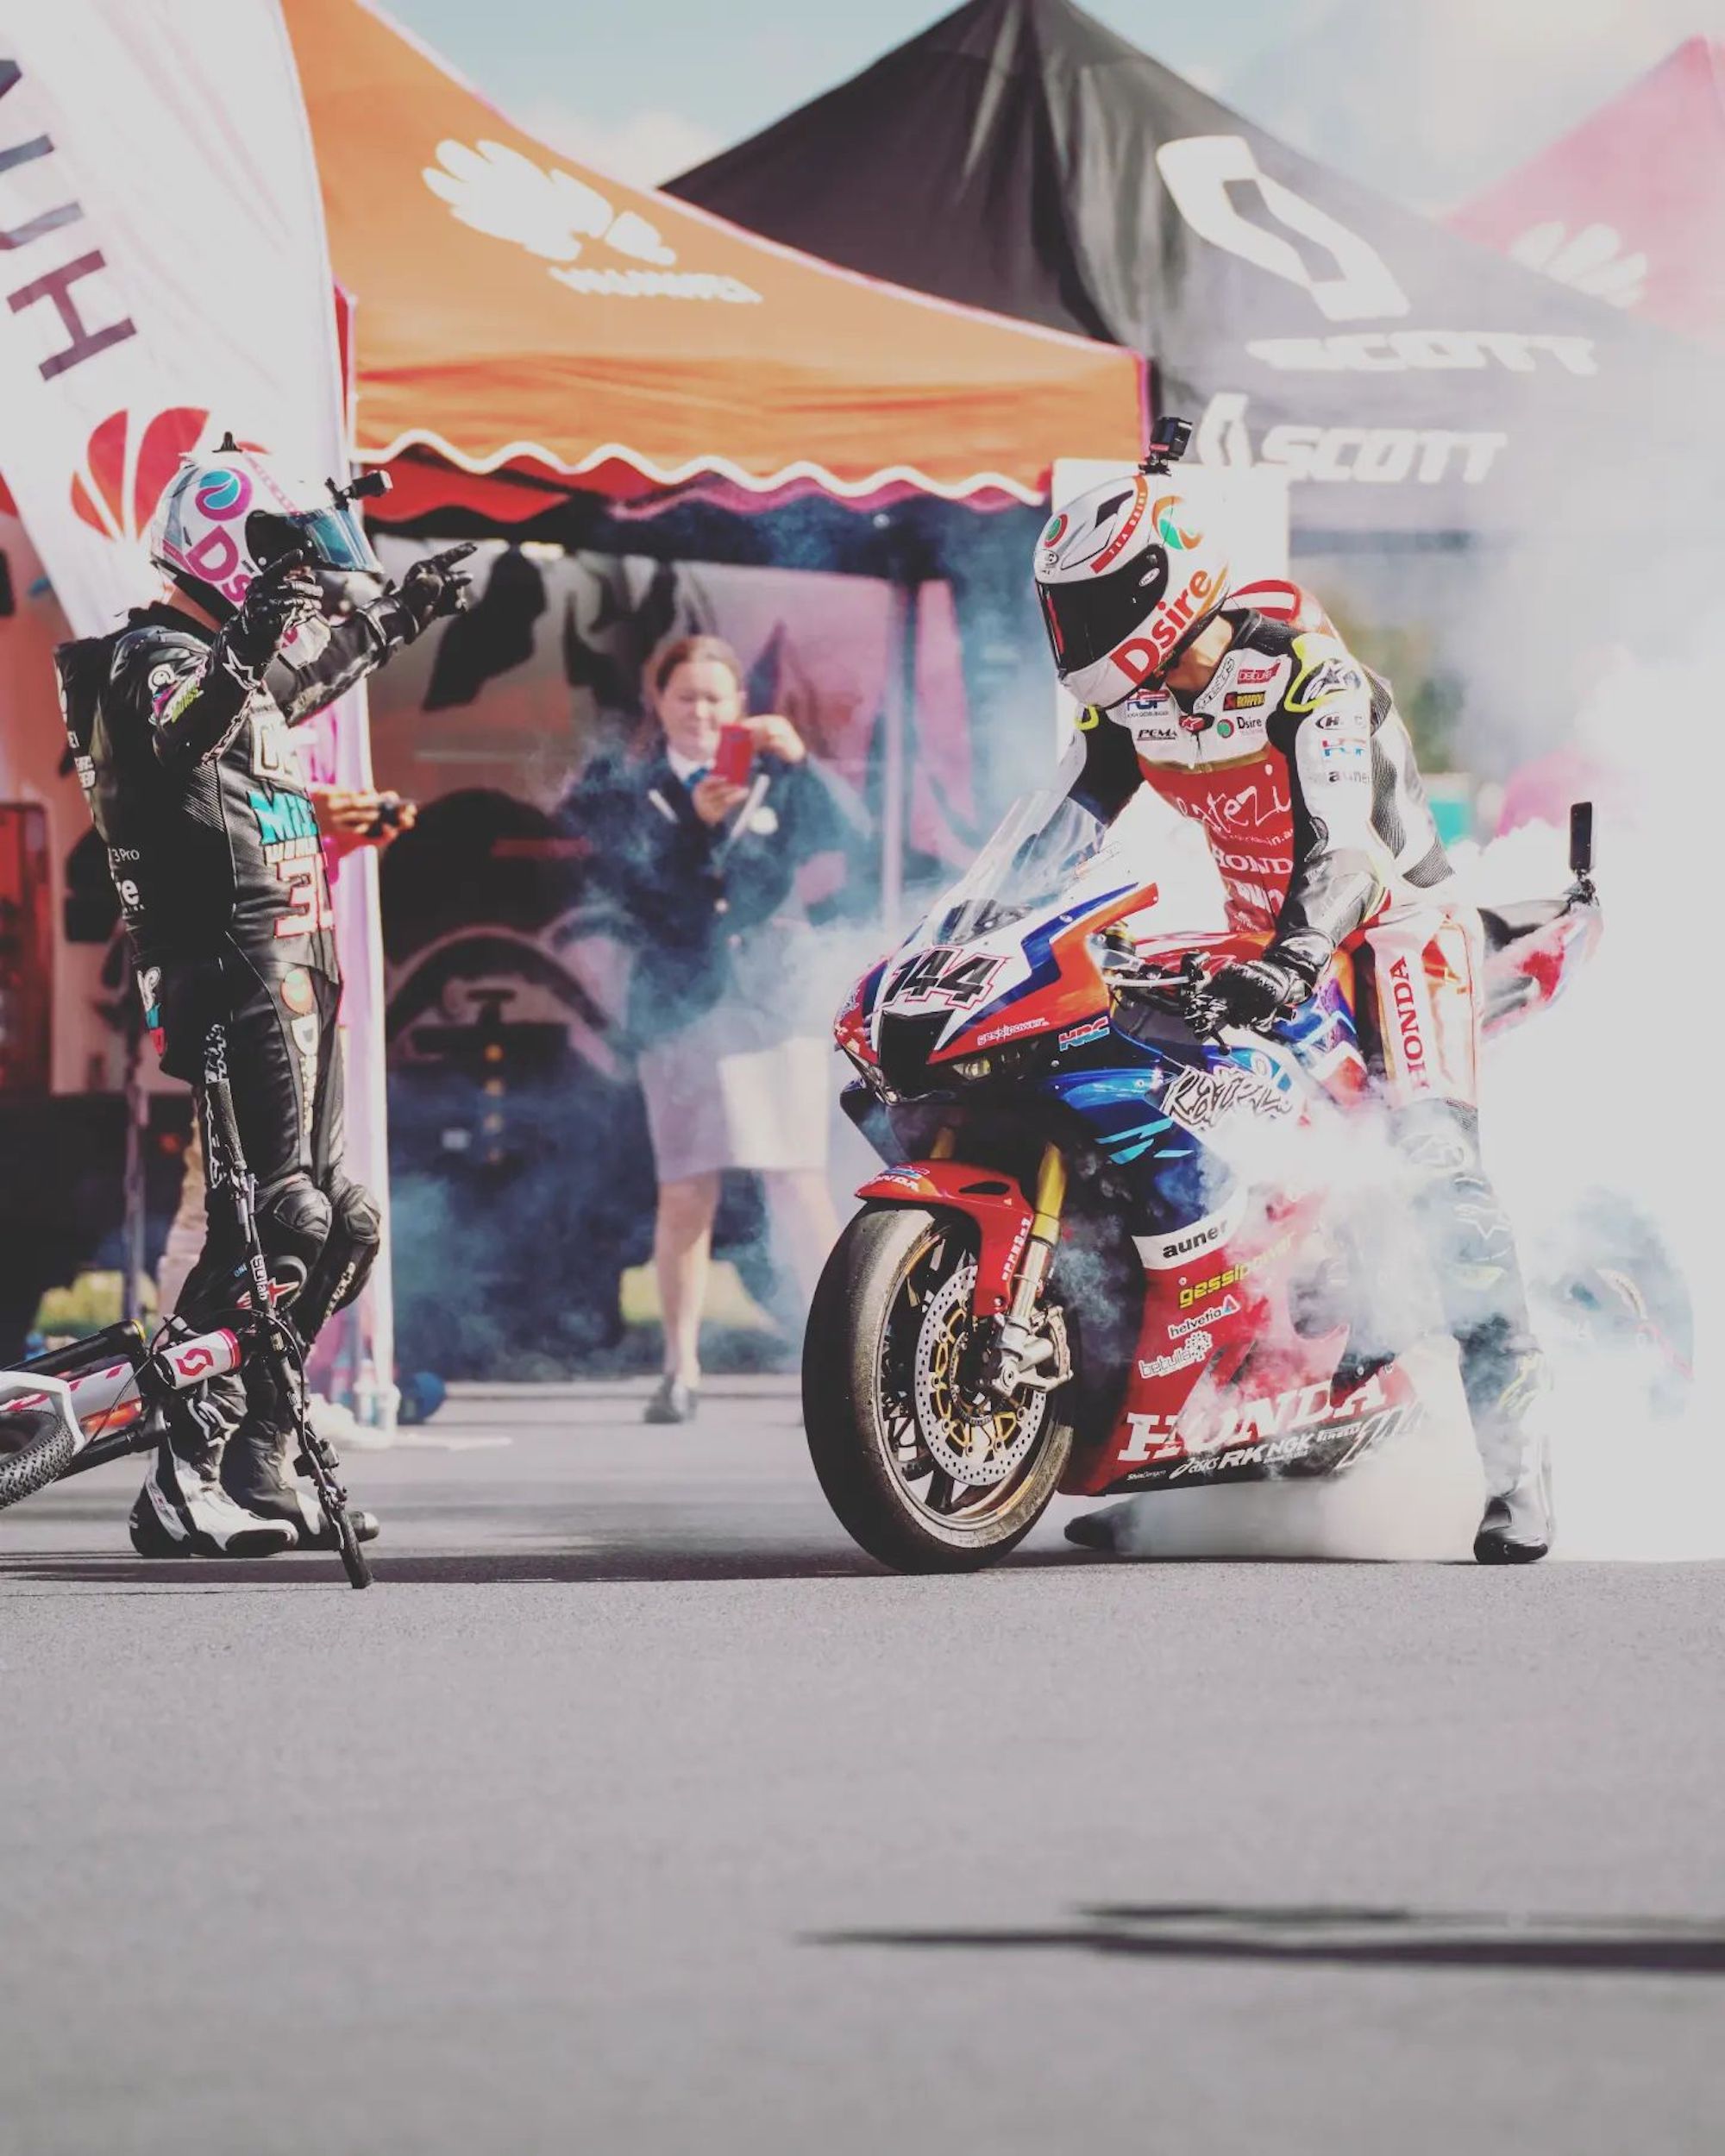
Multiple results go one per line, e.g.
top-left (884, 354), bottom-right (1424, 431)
top-left (637, 1001), bottom-right (833, 1181)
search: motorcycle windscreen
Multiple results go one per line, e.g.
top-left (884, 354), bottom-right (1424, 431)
top-left (931, 742), bottom-right (1107, 943)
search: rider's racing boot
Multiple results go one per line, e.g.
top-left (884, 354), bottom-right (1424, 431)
top-left (129, 1391), bottom-right (299, 1559)
top-left (1063, 1500), bottom-right (1139, 1556)
top-left (1471, 1354), bottom-right (1556, 1565)
top-left (222, 1392), bottom-right (381, 1551)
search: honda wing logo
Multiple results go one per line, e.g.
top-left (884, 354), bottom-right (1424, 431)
top-left (1156, 136), bottom-right (1409, 323)
top-left (423, 140), bottom-right (762, 304)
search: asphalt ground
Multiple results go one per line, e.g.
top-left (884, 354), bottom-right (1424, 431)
top-left (1, 1379), bottom-right (1721, 2156)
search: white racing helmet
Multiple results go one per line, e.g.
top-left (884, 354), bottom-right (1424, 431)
top-left (1034, 470), bottom-right (1232, 708)
top-left (149, 432), bottom-right (383, 625)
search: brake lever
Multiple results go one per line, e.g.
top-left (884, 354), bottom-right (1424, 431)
top-left (1180, 986), bottom-right (1228, 1041)
top-left (1176, 953), bottom-right (1227, 1040)
top-left (1106, 959), bottom-right (1225, 1041)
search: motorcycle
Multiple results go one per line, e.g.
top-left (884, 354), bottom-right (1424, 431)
top-left (803, 764), bottom-right (1671, 1574)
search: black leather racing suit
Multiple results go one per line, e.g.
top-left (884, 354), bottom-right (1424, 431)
top-left (54, 599), bottom-right (406, 1424)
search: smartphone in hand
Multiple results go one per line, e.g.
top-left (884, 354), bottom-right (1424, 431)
top-left (712, 723), bottom-right (756, 788)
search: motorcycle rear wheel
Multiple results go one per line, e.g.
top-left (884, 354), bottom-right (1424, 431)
top-left (803, 1205), bottom-right (1072, 1573)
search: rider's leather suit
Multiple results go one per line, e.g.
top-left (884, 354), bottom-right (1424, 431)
top-left (1073, 608), bottom-right (1546, 1493)
top-left (54, 602), bottom-right (401, 1440)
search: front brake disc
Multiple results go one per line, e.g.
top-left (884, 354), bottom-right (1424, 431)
top-left (912, 1259), bottom-right (1047, 1489)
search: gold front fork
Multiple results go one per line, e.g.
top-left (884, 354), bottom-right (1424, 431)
top-left (1030, 1143), bottom-right (1068, 1247)
top-left (991, 1143), bottom-right (1069, 1394)
top-left (1008, 1142), bottom-right (1067, 1328)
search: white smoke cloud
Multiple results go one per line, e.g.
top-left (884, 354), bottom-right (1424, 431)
top-left (1066, 611), bottom-right (1725, 1564)
top-left (1218, 0), bottom-right (1725, 208)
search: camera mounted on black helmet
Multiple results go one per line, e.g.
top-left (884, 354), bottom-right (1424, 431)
top-left (1139, 415), bottom-right (1193, 476)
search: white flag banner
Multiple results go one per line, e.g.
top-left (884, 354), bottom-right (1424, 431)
top-left (0, 0), bottom-right (395, 1417)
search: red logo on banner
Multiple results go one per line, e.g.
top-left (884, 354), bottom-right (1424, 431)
top-left (69, 406), bottom-right (210, 544)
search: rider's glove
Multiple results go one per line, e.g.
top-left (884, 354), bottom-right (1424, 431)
top-left (1210, 952), bottom-right (1316, 1031)
top-left (224, 550), bottom-right (321, 672)
top-left (380, 544), bottom-right (476, 645)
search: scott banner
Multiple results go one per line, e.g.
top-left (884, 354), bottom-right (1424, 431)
top-left (0, 0), bottom-right (395, 1412)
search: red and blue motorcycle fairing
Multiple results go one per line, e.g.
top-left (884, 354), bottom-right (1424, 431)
top-left (840, 784), bottom-right (1599, 1509)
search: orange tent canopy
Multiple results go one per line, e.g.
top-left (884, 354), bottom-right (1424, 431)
top-left (285, 0), bottom-right (1145, 519)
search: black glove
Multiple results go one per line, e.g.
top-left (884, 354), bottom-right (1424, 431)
top-left (1209, 953), bottom-right (1316, 1031)
top-left (224, 548), bottom-right (320, 670)
top-left (386, 544), bottom-right (476, 643)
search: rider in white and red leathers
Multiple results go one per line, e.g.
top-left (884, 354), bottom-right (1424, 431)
top-left (1035, 456), bottom-right (1552, 1562)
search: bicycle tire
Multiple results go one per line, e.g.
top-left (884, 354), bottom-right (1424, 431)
top-left (0, 1406), bottom-right (78, 1512)
top-left (336, 1507), bottom-right (373, 1588)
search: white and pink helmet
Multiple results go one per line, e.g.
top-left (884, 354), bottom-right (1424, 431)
top-left (148, 434), bottom-right (382, 622)
top-left (1034, 470), bottom-right (1233, 708)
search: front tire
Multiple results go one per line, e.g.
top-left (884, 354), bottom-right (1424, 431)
top-left (802, 1205), bottom-right (1072, 1573)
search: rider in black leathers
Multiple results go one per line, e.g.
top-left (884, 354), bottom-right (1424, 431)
top-left (54, 441), bottom-right (471, 1556)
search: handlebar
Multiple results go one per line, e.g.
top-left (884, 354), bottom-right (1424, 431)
top-left (1100, 947), bottom-right (1227, 1039)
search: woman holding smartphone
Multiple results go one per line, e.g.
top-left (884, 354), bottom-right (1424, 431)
top-left (564, 633), bottom-right (858, 1422)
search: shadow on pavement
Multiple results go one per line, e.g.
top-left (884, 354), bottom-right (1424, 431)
top-left (817, 1901), bottom-right (1725, 1977)
top-left (0, 1535), bottom-right (1113, 1587)
top-left (0, 1546), bottom-right (903, 1587)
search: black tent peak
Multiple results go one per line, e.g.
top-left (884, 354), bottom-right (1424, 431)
top-left (669, 0), bottom-right (1713, 538)
top-left (668, 0), bottom-right (1247, 346)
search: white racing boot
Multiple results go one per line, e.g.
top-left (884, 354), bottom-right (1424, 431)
top-left (222, 1386), bottom-right (380, 1552)
top-left (1063, 1500), bottom-right (1139, 1556)
top-left (1472, 1361), bottom-right (1556, 1565)
top-left (129, 1396), bottom-right (299, 1559)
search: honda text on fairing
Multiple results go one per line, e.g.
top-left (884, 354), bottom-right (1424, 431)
top-left (800, 757), bottom-right (1659, 1571)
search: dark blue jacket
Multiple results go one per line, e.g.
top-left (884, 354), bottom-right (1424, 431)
top-left (561, 747), bottom-right (858, 1047)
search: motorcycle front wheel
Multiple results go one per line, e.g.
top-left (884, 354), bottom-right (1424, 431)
top-left (802, 1204), bottom-right (1073, 1573)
